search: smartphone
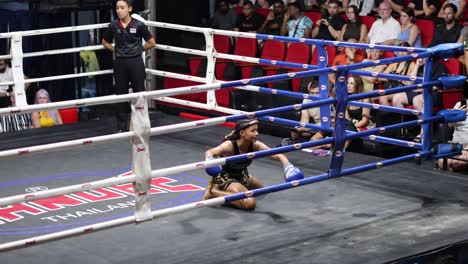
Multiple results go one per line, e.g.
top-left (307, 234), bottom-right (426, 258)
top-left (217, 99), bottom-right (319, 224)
top-left (462, 99), bottom-right (467, 107)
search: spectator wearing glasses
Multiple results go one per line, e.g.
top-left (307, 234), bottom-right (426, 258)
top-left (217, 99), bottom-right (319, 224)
top-left (366, 1), bottom-right (400, 45)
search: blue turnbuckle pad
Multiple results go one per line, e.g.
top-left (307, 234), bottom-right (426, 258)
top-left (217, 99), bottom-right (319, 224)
top-left (432, 143), bottom-right (462, 159)
top-left (437, 109), bottom-right (467, 123)
top-left (438, 75), bottom-right (467, 90)
top-left (430, 43), bottom-right (463, 59)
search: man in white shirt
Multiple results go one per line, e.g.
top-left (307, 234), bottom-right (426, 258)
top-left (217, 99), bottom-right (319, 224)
top-left (366, 1), bottom-right (401, 45)
top-left (0, 59), bottom-right (13, 107)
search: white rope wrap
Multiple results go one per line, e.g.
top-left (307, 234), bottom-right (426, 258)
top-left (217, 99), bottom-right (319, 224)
top-left (131, 95), bottom-right (153, 221)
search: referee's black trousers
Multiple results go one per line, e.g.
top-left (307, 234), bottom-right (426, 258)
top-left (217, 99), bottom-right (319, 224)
top-left (113, 56), bottom-right (146, 131)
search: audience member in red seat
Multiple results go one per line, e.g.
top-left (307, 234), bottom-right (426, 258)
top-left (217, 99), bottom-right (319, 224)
top-left (349, 0), bottom-right (378, 16)
top-left (281, 2), bottom-right (313, 38)
top-left (212, 0), bottom-right (238, 30)
top-left (438, 0), bottom-right (466, 20)
top-left (365, 1), bottom-right (401, 45)
top-left (392, 58), bottom-right (447, 141)
top-left (0, 89), bottom-right (32, 133)
top-left (329, 38), bottom-right (365, 85)
top-left (312, 0), bottom-right (346, 40)
top-left (0, 59), bottom-right (30, 108)
top-left (346, 75), bottom-right (373, 130)
top-left (361, 49), bottom-right (387, 92)
top-left (388, 0), bottom-right (440, 17)
top-left (428, 3), bottom-right (463, 47)
top-left (259, 0), bottom-right (285, 35)
top-left (339, 5), bottom-right (368, 43)
top-left (437, 101), bottom-right (468, 172)
top-left (234, 1), bottom-right (265, 32)
top-left (394, 7), bottom-right (422, 48)
top-left (284, 80), bottom-right (322, 145)
top-left (31, 89), bottom-right (63, 128)
top-left (377, 41), bottom-right (413, 105)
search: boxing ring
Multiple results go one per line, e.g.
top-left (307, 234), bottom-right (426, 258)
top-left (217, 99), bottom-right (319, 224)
top-left (0, 14), bottom-right (467, 262)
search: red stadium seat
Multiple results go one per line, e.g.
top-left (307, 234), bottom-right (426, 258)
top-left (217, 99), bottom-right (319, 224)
top-left (188, 35), bottom-right (232, 76)
top-left (382, 50), bottom-right (396, 59)
top-left (163, 77), bottom-right (206, 104)
top-left (234, 6), bottom-right (242, 14)
top-left (439, 58), bottom-right (463, 109)
top-left (304, 11), bottom-right (321, 28)
top-left (285, 43), bottom-right (311, 92)
top-left (58, 108), bottom-right (78, 124)
top-left (414, 19), bottom-right (435, 47)
top-left (240, 40), bottom-right (286, 79)
top-left (311, 45), bottom-right (337, 65)
top-left (256, 8), bottom-right (270, 19)
top-left (360, 16), bottom-right (376, 33)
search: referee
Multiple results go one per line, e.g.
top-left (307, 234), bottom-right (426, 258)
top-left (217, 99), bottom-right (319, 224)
top-left (102, 0), bottom-right (155, 132)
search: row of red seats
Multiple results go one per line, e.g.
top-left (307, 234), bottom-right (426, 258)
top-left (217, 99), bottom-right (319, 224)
top-left (165, 36), bottom-right (463, 110)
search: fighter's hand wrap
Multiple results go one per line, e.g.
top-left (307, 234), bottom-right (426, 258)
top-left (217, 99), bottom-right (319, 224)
top-left (205, 156), bottom-right (222, 177)
top-left (283, 162), bottom-right (304, 182)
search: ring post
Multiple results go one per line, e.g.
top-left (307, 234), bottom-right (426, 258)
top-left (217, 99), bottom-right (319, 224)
top-left (203, 30), bottom-right (217, 109)
top-left (316, 40), bottom-right (332, 131)
top-left (131, 95), bottom-right (153, 222)
top-left (10, 33), bottom-right (28, 106)
top-left (329, 69), bottom-right (348, 177)
top-left (422, 57), bottom-right (434, 153)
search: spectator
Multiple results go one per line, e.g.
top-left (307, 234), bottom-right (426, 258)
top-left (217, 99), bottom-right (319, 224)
top-left (346, 75), bottom-right (373, 130)
top-left (329, 38), bottom-right (365, 85)
top-left (0, 59), bottom-right (13, 108)
top-left (377, 41), bottom-right (413, 105)
top-left (212, 0), bottom-right (238, 30)
top-left (428, 3), bottom-right (463, 47)
top-left (388, 0), bottom-right (440, 18)
top-left (259, 0), bottom-right (285, 35)
top-left (339, 5), bottom-right (368, 43)
top-left (312, 0), bottom-right (346, 40)
top-left (309, 107), bottom-right (361, 152)
top-left (361, 49), bottom-right (387, 92)
top-left (255, 0), bottom-right (271, 8)
top-left (234, 1), bottom-right (265, 32)
top-left (437, 0), bottom-right (466, 20)
top-left (0, 59), bottom-right (30, 108)
top-left (280, 2), bottom-right (313, 38)
top-left (283, 80), bottom-right (322, 145)
top-left (436, 101), bottom-right (468, 172)
top-left (348, 0), bottom-right (377, 16)
top-left (0, 89), bottom-right (32, 133)
top-left (31, 89), bottom-right (63, 128)
top-left (366, 1), bottom-right (401, 45)
top-left (391, 58), bottom-right (447, 142)
top-left (394, 7), bottom-right (422, 48)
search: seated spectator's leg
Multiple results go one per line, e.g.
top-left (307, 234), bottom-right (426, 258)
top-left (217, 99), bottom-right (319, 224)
top-left (412, 94), bottom-right (424, 111)
top-left (391, 92), bottom-right (409, 108)
top-left (378, 95), bottom-right (392, 105)
top-left (448, 159), bottom-right (468, 172)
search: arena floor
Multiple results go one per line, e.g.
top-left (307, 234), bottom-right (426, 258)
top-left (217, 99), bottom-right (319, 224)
top-left (1, 112), bottom-right (468, 263)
